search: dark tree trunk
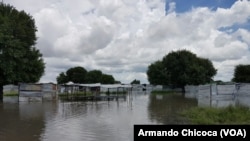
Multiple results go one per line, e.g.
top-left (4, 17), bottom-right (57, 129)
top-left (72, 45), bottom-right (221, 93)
top-left (0, 84), bottom-right (3, 101)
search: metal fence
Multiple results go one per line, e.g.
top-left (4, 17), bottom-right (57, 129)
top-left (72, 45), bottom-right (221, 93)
top-left (19, 83), bottom-right (57, 102)
top-left (3, 84), bottom-right (18, 92)
top-left (185, 83), bottom-right (250, 107)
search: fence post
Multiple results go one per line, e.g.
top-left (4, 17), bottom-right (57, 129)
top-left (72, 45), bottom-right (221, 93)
top-left (210, 84), bottom-right (212, 107)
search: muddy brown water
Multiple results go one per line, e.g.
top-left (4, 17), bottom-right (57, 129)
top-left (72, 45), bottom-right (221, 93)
top-left (0, 91), bottom-right (199, 141)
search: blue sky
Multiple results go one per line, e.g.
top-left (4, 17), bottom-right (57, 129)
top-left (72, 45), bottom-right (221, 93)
top-left (166, 0), bottom-right (250, 32)
top-left (166, 0), bottom-right (237, 13)
top-left (6, 0), bottom-right (250, 84)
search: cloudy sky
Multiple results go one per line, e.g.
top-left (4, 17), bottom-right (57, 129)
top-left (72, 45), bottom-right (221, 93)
top-left (5, 0), bottom-right (250, 84)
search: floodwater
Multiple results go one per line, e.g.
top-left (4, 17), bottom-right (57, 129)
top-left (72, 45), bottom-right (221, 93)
top-left (0, 91), bottom-right (198, 141)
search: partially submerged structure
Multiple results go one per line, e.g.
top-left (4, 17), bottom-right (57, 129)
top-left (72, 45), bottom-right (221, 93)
top-left (57, 82), bottom-right (133, 101)
top-left (15, 82), bottom-right (148, 102)
top-left (19, 83), bottom-right (57, 102)
top-left (58, 82), bottom-right (132, 94)
top-left (185, 83), bottom-right (250, 107)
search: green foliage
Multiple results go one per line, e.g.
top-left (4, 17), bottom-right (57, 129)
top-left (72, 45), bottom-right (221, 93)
top-left (105, 91), bottom-right (126, 95)
top-left (56, 72), bottom-right (68, 84)
top-left (147, 50), bottom-right (217, 88)
top-left (58, 91), bottom-right (93, 97)
top-left (85, 70), bottom-right (102, 83)
top-left (114, 80), bottom-right (121, 84)
top-left (0, 2), bottom-right (45, 85)
top-left (3, 90), bottom-right (18, 96)
top-left (56, 67), bottom-right (116, 84)
top-left (181, 106), bottom-right (250, 124)
top-left (101, 74), bottom-right (115, 84)
top-left (130, 79), bottom-right (140, 84)
top-left (147, 60), bottom-right (169, 85)
top-left (151, 90), bottom-right (176, 95)
top-left (66, 66), bottom-right (87, 83)
top-left (232, 64), bottom-right (250, 82)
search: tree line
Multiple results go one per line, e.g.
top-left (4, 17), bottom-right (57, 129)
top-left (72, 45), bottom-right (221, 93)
top-left (56, 66), bottom-right (116, 84)
top-left (146, 50), bottom-right (217, 93)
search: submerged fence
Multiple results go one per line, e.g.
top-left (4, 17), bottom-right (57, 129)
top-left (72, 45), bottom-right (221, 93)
top-left (19, 83), bottom-right (57, 102)
top-left (3, 84), bottom-right (18, 93)
top-left (185, 83), bottom-right (250, 107)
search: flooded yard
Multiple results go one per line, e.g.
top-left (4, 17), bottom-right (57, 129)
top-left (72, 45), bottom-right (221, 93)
top-left (0, 91), bottom-right (198, 141)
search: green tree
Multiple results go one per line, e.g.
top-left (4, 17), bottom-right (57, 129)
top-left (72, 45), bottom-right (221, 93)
top-left (0, 2), bottom-right (45, 100)
top-left (147, 50), bottom-right (217, 93)
top-left (232, 64), bottom-right (250, 82)
top-left (130, 79), bottom-right (140, 84)
top-left (101, 74), bottom-right (115, 84)
top-left (85, 70), bottom-right (102, 83)
top-left (162, 50), bottom-right (217, 93)
top-left (56, 72), bottom-right (68, 84)
top-left (147, 60), bottom-right (169, 85)
top-left (114, 80), bottom-right (121, 84)
top-left (65, 66), bottom-right (87, 83)
top-left (57, 67), bottom-right (117, 84)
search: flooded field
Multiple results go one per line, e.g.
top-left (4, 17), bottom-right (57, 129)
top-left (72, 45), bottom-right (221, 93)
top-left (0, 91), bottom-right (198, 141)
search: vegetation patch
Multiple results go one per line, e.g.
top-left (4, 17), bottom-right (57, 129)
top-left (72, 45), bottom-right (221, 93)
top-left (181, 105), bottom-right (250, 124)
top-left (151, 90), bottom-right (177, 95)
top-left (3, 91), bottom-right (18, 96)
top-left (105, 91), bottom-right (127, 95)
top-left (58, 92), bottom-right (94, 97)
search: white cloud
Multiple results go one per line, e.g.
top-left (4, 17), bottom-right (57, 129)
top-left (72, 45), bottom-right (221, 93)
top-left (6, 0), bottom-right (250, 84)
top-left (233, 29), bottom-right (250, 45)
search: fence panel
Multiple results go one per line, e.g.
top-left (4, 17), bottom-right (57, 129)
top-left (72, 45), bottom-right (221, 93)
top-left (19, 83), bottom-right (57, 102)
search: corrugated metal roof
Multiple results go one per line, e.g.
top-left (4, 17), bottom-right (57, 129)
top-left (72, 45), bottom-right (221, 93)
top-left (61, 83), bottom-right (132, 88)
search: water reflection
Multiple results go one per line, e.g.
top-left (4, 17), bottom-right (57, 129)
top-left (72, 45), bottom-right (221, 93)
top-left (41, 98), bottom-right (148, 141)
top-left (148, 93), bottom-right (198, 124)
top-left (0, 101), bottom-right (57, 141)
top-left (0, 92), bottom-right (200, 141)
top-left (194, 93), bottom-right (250, 108)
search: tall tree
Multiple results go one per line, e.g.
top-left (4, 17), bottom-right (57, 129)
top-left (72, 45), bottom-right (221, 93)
top-left (85, 70), bottom-right (102, 83)
top-left (0, 2), bottom-right (45, 100)
top-left (147, 50), bottom-right (217, 93)
top-left (130, 79), bottom-right (140, 84)
top-left (232, 64), bottom-right (250, 83)
top-left (101, 74), bottom-right (115, 84)
top-left (147, 60), bottom-right (169, 85)
top-left (66, 66), bottom-right (87, 83)
top-left (162, 50), bottom-right (216, 93)
top-left (56, 72), bottom-right (68, 84)
top-left (56, 67), bottom-right (117, 84)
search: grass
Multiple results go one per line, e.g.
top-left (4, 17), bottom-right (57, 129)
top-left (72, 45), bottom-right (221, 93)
top-left (58, 91), bottom-right (94, 97)
top-left (3, 91), bottom-right (18, 96)
top-left (105, 91), bottom-right (127, 95)
top-left (151, 90), bottom-right (178, 95)
top-left (181, 105), bottom-right (250, 124)
top-left (58, 91), bottom-right (127, 97)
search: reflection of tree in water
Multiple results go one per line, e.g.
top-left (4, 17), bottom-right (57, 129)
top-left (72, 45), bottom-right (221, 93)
top-left (0, 102), bottom-right (57, 141)
top-left (147, 93), bottom-right (198, 124)
top-left (60, 102), bottom-right (88, 118)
